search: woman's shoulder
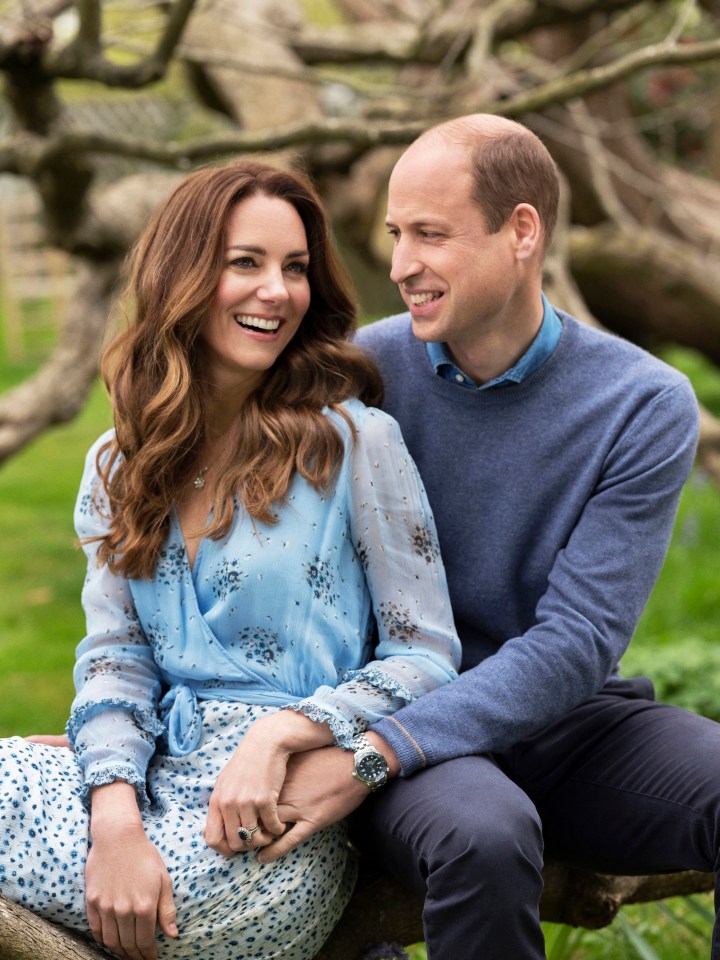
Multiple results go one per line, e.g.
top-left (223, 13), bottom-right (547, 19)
top-left (79, 427), bottom-right (117, 484)
top-left (328, 398), bottom-right (406, 449)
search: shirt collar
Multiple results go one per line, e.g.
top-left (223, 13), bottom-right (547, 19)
top-left (426, 293), bottom-right (562, 390)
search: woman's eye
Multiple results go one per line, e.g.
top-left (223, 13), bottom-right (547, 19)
top-left (230, 256), bottom-right (256, 269)
top-left (286, 261), bottom-right (309, 275)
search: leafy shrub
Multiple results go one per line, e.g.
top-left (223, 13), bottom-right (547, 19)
top-left (622, 637), bottom-right (720, 723)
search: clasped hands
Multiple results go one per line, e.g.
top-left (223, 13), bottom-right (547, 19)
top-left (202, 709), bottom-right (372, 863)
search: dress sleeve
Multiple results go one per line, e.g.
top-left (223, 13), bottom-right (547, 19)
top-left (291, 407), bottom-right (461, 748)
top-left (66, 434), bottom-right (165, 809)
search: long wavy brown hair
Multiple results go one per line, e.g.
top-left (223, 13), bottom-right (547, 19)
top-left (94, 160), bottom-right (383, 580)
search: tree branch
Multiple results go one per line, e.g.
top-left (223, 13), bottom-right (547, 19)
top-left (0, 861), bottom-right (713, 960)
top-left (0, 259), bottom-right (119, 464)
top-left (289, 0), bottom-right (658, 65)
top-left (497, 36), bottom-right (720, 118)
top-left (76, 0), bottom-right (101, 50)
top-left (43, 0), bottom-right (197, 87)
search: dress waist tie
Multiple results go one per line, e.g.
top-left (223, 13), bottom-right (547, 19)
top-left (160, 684), bottom-right (203, 757)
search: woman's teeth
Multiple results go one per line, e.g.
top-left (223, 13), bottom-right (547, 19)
top-left (235, 315), bottom-right (281, 332)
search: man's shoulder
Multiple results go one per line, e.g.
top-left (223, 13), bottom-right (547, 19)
top-left (356, 312), bottom-right (413, 351)
top-left (557, 309), bottom-right (693, 390)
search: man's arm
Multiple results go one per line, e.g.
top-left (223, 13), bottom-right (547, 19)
top-left (258, 733), bottom-right (399, 864)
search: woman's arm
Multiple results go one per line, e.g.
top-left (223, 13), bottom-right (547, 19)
top-left (289, 406), bottom-right (461, 745)
top-left (86, 781), bottom-right (177, 960)
top-left (69, 433), bottom-right (165, 810)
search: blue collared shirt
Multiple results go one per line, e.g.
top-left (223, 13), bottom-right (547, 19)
top-left (426, 293), bottom-right (562, 389)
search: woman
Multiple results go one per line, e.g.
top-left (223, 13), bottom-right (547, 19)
top-left (0, 161), bottom-right (460, 960)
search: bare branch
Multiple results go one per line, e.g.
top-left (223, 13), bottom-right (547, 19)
top-left (498, 36), bottom-right (720, 117)
top-left (76, 0), bottom-right (101, 49)
top-left (44, 0), bottom-right (197, 87)
top-left (290, 0), bottom-right (656, 65)
top-left (0, 118), bottom-right (431, 174)
top-left (0, 259), bottom-right (119, 464)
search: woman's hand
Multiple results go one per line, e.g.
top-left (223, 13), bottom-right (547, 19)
top-left (87, 782), bottom-right (178, 960)
top-left (204, 710), bottom-right (332, 858)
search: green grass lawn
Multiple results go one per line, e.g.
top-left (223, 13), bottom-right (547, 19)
top-left (0, 380), bottom-right (112, 735)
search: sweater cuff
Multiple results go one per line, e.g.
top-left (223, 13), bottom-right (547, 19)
top-left (371, 715), bottom-right (428, 777)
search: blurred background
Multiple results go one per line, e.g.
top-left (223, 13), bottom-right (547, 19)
top-left (1, 1), bottom-right (719, 956)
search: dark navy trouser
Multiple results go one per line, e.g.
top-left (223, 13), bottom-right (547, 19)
top-left (351, 678), bottom-right (720, 960)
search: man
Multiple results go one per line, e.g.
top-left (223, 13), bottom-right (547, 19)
top-left (261, 113), bottom-right (720, 959)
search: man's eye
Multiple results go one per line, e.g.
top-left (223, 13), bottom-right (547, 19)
top-left (420, 231), bottom-right (441, 239)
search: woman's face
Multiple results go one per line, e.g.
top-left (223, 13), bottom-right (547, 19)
top-left (200, 193), bottom-right (312, 392)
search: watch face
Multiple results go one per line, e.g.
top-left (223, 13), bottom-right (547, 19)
top-left (357, 752), bottom-right (388, 784)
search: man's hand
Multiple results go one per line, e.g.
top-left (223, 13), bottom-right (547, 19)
top-left (25, 734), bottom-right (71, 748)
top-left (258, 733), bottom-right (399, 864)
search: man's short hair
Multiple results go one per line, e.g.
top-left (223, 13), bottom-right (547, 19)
top-left (424, 115), bottom-right (560, 249)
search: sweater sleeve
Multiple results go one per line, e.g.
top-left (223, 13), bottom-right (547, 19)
top-left (291, 407), bottom-right (461, 748)
top-left (372, 378), bottom-right (700, 774)
top-left (66, 433), bottom-right (165, 809)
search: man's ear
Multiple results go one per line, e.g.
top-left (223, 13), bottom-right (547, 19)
top-left (511, 203), bottom-right (542, 260)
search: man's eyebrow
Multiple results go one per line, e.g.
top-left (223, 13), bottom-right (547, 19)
top-left (384, 217), bottom-right (447, 229)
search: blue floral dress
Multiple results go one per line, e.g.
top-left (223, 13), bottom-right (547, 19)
top-left (0, 400), bottom-right (460, 959)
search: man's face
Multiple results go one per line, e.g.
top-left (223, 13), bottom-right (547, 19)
top-left (385, 138), bottom-right (521, 351)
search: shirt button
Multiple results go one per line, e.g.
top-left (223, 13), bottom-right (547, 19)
top-left (454, 373), bottom-right (464, 383)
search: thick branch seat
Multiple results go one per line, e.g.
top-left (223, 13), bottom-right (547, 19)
top-left (0, 859), bottom-right (713, 959)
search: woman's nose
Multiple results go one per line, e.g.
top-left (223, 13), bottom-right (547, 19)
top-left (257, 269), bottom-right (290, 302)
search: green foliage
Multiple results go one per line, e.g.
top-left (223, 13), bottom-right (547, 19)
top-left (630, 470), bottom-right (720, 649)
top-left (622, 636), bottom-right (720, 723)
top-left (543, 896), bottom-right (714, 960)
top-left (659, 345), bottom-right (720, 418)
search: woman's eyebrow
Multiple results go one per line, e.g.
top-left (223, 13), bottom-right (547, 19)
top-left (226, 244), bottom-right (310, 258)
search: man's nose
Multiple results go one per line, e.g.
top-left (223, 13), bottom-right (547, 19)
top-left (389, 240), bottom-right (422, 285)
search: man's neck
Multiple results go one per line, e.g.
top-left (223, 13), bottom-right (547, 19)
top-left (445, 297), bottom-right (545, 386)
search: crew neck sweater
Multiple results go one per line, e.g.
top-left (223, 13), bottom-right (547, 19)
top-left (356, 309), bottom-right (699, 775)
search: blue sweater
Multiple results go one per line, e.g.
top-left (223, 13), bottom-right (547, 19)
top-left (357, 310), bottom-right (700, 775)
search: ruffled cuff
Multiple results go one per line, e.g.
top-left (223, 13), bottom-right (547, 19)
top-left (66, 697), bottom-right (165, 746)
top-left (287, 701), bottom-right (359, 750)
top-left (340, 665), bottom-right (416, 705)
top-left (80, 763), bottom-right (152, 812)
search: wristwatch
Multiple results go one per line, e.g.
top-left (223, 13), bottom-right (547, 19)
top-left (351, 733), bottom-right (389, 792)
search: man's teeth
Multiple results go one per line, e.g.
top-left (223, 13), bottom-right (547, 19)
top-left (235, 315), bottom-right (280, 332)
top-left (409, 292), bottom-right (442, 305)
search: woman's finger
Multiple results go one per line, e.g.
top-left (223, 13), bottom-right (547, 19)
top-left (116, 910), bottom-right (143, 960)
top-left (255, 797), bottom-right (285, 838)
